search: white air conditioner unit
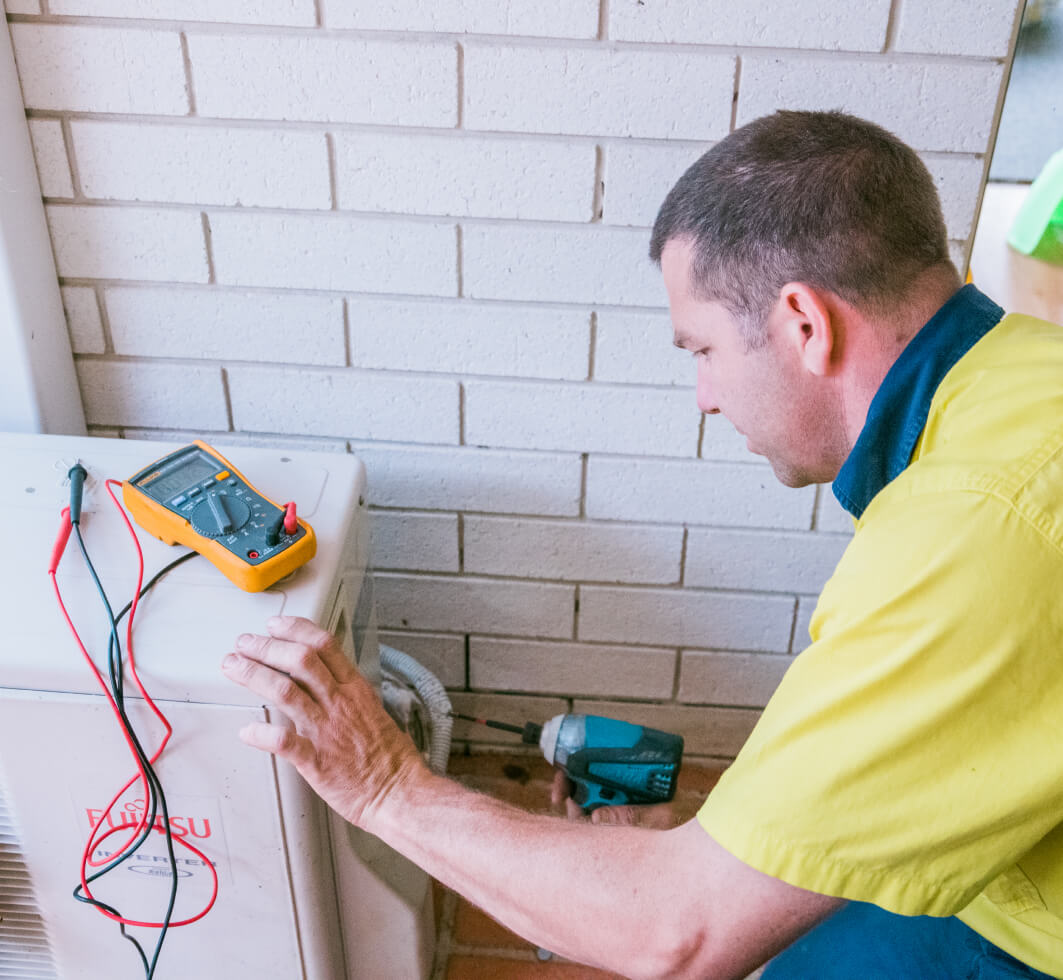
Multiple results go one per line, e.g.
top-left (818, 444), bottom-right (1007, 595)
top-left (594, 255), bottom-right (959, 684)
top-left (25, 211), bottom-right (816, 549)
top-left (0, 433), bottom-right (435, 979)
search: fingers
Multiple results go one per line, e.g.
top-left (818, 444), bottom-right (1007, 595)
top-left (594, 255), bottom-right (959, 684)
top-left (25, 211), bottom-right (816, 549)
top-left (238, 721), bottom-right (313, 765)
top-left (230, 629), bottom-right (338, 703)
top-left (266, 615), bottom-right (356, 683)
top-left (550, 769), bottom-right (574, 807)
top-left (222, 651), bottom-right (324, 722)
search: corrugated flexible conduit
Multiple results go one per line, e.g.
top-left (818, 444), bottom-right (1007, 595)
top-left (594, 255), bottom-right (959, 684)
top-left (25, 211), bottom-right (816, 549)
top-left (379, 644), bottom-right (453, 775)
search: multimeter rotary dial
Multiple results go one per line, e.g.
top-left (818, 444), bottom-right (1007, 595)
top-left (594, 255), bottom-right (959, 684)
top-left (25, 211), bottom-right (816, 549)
top-left (190, 493), bottom-right (251, 538)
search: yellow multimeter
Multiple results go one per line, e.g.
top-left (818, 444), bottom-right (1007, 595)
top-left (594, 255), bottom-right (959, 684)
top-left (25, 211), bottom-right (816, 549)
top-left (123, 440), bottom-right (316, 592)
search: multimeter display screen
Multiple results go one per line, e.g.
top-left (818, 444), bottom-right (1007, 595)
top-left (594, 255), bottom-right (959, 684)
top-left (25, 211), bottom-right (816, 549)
top-left (141, 453), bottom-right (218, 501)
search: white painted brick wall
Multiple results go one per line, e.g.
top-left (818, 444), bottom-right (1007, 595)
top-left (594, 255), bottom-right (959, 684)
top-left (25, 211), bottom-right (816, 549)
top-left (349, 443), bottom-right (582, 516)
top-left (463, 226), bottom-right (667, 306)
top-left (464, 516), bottom-right (683, 584)
top-left (580, 586), bottom-right (795, 652)
top-left (464, 380), bottom-right (699, 456)
top-left (46, 205), bottom-right (209, 283)
top-left (347, 300), bottom-right (589, 380)
top-left (27, 119), bottom-right (73, 198)
top-left (49, 0), bottom-right (317, 26)
top-left (375, 573), bottom-right (575, 638)
top-left (685, 528), bottom-right (850, 594)
top-left (61, 286), bottom-right (105, 354)
top-left (227, 366), bottom-right (460, 443)
top-left (321, 0), bottom-right (599, 38)
top-left (188, 34), bottom-right (457, 126)
top-left (77, 360), bottom-right (228, 429)
top-left (9, 0), bottom-right (1019, 758)
top-left (608, 0), bottom-right (891, 51)
top-left (893, 0), bottom-right (1021, 58)
top-left (71, 122), bottom-right (331, 210)
top-left (586, 458), bottom-right (816, 529)
top-left (104, 287), bottom-right (345, 365)
top-left (470, 638), bottom-right (675, 700)
top-left (370, 511), bottom-right (460, 573)
top-left (678, 651), bottom-right (793, 708)
top-left (334, 133), bottom-right (594, 221)
top-left (209, 212), bottom-right (457, 294)
top-left (738, 56), bottom-right (1006, 154)
top-left (465, 45), bottom-right (736, 140)
top-left (11, 24), bottom-right (188, 114)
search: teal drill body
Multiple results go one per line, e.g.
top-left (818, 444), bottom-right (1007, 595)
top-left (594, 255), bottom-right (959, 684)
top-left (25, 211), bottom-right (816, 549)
top-left (539, 713), bottom-right (684, 811)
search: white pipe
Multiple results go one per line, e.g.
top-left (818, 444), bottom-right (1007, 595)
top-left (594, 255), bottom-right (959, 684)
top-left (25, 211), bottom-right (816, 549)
top-left (379, 644), bottom-right (453, 775)
top-left (0, 20), bottom-right (85, 435)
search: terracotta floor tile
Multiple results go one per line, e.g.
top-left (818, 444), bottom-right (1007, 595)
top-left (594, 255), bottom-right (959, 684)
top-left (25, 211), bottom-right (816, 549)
top-left (445, 954), bottom-right (623, 979)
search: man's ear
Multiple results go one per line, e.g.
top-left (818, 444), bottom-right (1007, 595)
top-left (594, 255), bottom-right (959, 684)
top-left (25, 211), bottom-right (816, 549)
top-left (775, 282), bottom-right (836, 376)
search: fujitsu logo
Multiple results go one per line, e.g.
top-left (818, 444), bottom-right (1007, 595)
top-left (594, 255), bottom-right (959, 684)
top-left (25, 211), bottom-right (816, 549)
top-left (84, 799), bottom-right (213, 840)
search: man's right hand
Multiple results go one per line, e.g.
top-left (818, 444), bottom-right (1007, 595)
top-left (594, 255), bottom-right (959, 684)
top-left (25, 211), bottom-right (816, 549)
top-left (550, 770), bottom-right (678, 828)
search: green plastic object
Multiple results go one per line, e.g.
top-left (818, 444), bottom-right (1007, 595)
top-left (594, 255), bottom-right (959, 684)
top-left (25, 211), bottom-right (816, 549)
top-left (1008, 148), bottom-right (1063, 263)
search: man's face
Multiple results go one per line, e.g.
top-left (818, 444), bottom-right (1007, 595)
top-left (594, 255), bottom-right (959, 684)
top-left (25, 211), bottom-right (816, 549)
top-left (661, 239), bottom-right (843, 488)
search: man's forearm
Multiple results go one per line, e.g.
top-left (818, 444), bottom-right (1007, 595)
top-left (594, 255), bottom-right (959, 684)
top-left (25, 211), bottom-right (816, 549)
top-left (365, 768), bottom-right (705, 979)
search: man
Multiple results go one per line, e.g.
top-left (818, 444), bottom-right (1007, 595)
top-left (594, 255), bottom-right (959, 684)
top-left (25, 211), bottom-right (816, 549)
top-left (222, 111), bottom-right (1063, 978)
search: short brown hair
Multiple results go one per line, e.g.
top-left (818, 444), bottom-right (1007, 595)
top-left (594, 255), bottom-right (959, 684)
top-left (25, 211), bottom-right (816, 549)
top-left (649, 110), bottom-right (954, 345)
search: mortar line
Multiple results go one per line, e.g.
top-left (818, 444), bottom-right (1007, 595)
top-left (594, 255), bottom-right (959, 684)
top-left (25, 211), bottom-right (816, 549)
top-left (341, 296), bottom-right (351, 366)
top-left (591, 144), bottom-right (605, 221)
top-left (457, 512), bottom-right (465, 572)
top-left (220, 366), bottom-right (235, 431)
top-left (810, 483), bottom-right (822, 531)
top-left (455, 42), bottom-right (465, 129)
top-left (325, 131), bottom-right (339, 210)
top-left (678, 526), bottom-right (688, 586)
top-left (578, 452), bottom-right (588, 517)
top-left (884, 0), bottom-right (903, 52)
top-left (200, 211), bottom-right (217, 284)
top-left (787, 596), bottom-right (800, 654)
top-left (313, 0), bottom-right (324, 29)
top-left (598, 0), bottom-right (609, 41)
top-left (572, 583), bottom-right (581, 640)
top-left (463, 634), bottom-right (471, 688)
top-left (93, 285), bottom-right (116, 355)
top-left (455, 224), bottom-right (464, 297)
top-left (458, 381), bottom-right (466, 445)
top-left (696, 412), bottom-right (706, 457)
top-left (179, 32), bottom-right (198, 116)
top-left (58, 117), bottom-right (85, 200)
top-left (730, 56), bottom-right (742, 131)
top-left (586, 311), bottom-right (597, 380)
top-left (671, 647), bottom-right (682, 701)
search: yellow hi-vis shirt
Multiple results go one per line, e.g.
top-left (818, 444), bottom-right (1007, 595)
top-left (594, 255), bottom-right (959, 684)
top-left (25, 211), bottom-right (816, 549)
top-left (698, 287), bottom-right (1063, 977)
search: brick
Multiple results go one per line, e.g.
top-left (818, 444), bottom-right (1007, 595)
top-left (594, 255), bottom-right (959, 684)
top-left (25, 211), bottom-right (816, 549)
top-left (76, 359), bottom-right (227, 429)
top-left (684, 528), bottom-right (849, 594)
top-left (465, 380), bottom-right (698, 457)
top-left (601, 141), bottom-right (709, 228)
top-left (793, 596), bottom-right (817, 653)
top-left (579, 585), bottom-right (795, 652)
top-left (737, 57), bottom-right (1006, 154)
top-left (334, 131), bottom-right (593, 221)
top-left (189, 34), bottom-right (456, 126)
top-left (593, 310), bottom-right (691, 387)
top-left (464, 45), bottom-right (735, 140)
top-left (210, 212), bottom-right (456, 295)
top-left (701, 417), bottom-right (761, 464)
top-left (228, 366), bottom-right (459, 443)
top-left (61, 286), bottom-right (105, 354)
top-left (678, 650), bottom-right (792, 708)
top-left (586, 458), bottom-right (816, 530)
top-left (347, 299), bottom-right (589, 380)
top-left (28, 119), bottom-right (73, 198)
top-left (892, 0), bottom-right (1021, 57)
top-left (46, 205), bottom-right (208, 283)
top-left (375, 573), bottom-right (575, 638)
top-left (464, 516), bottom-right (682, 584)
top-left (610, 0), bottom-right (891, 50)
top-left (11, 24), bottom-right (187, 114)
top-left (370, 511), bottom-right (459, 572)
top-left (104, 287), bottom-right (344, 365)
top-left (124, 428), bottom-right (350, 453)
top-left (815, 488), bottom-right (855, 535)
top-left (70, 121), bottom-right (330, 210)
top-left (322, 0), bottom-right (598, 38)
top-left (349, 442), bottom-right (582, 516)
top-left (447, 692), bottom-right (570, 746)
top-left (464, 225), bottom-right (667, 306)
top-left (469, 637), bottom-right (675, 699)
top-left (378, 630), bottom-right (465, 688)
top-left (570, 699), bottom-right (761, 759)
top-left (924, 154), bottom-right (986, 242)
top-left (49, 0), bottom-right (317, 25)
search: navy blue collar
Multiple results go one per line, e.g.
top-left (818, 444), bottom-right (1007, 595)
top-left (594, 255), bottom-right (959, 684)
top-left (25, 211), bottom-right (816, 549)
top-left (832, 284), bottom-right (1004, 519)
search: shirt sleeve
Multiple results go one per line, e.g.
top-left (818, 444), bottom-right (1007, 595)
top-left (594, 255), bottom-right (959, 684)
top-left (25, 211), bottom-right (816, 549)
top-left (697, 487), bottom-right (1063, 916)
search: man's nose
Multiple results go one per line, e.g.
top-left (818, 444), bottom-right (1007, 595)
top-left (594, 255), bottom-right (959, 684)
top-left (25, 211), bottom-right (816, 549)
top-left (696, 360), bottom-right (720, 415)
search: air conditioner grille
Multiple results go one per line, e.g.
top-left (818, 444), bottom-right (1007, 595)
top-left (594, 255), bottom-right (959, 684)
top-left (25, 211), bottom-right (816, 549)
top-left (0, 771), bottom-right (58, 980)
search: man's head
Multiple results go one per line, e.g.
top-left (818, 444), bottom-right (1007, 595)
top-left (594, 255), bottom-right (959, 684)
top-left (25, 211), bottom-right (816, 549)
top-left (653, 111), bottom-right (960, 486)
top-left (650, 110), bottom-right (956, 346)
